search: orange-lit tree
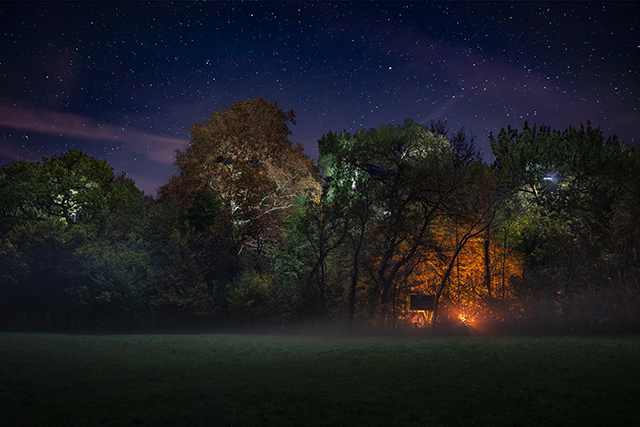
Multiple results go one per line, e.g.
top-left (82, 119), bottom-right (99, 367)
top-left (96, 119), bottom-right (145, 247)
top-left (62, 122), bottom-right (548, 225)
top-left (317, 120), bottom-right (492, 328)
top-left (426, 163), bottom-right (496, 328)
top-left (409, 213), bottom-right (523, 332)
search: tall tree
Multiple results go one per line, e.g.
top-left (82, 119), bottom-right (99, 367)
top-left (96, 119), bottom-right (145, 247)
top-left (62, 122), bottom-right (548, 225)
top-left (282, 193), bottom-right (347, 320)
top-left (428, 164), bottom-right (496, 328)
top-left (318, 129), bottom-right (380, 326)
top-left (0, 149), bottom-right (149, 330)
top-left (318, 120), bottom-right (487, 328)
top-left (490, 122), bottom-right (635, 331)
top-left (0, 148), bottom-right (115, 232)
top-left (162, 98), bottom-right (320, 271)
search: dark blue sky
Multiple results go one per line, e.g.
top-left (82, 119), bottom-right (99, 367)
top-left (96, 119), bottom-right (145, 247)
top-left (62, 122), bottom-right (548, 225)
top-left (1, 1), bottom-right (638, 194)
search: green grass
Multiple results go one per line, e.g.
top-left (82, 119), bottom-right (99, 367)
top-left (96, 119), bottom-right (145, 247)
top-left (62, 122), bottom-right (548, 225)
top-left (1, 333), bottom-right (639, 426)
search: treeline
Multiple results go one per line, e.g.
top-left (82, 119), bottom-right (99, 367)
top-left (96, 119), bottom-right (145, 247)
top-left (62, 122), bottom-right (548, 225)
top-left (1, 98), bottom-right (639, 333)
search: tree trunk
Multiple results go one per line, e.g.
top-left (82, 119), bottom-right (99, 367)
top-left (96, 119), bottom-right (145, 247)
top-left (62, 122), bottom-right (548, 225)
top-left (348, 254), bottom-right (359, 329)
top-left (484, 230), bottom-right (492, 298)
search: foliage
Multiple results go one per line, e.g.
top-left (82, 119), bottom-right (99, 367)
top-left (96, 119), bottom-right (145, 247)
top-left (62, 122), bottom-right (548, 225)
top-left (0, 149), bottom-right (150, 330)
top-left (281, 193), bottom-right (347, 319)
top-left (186, 189), bottom-right (222, 232)
top-left (101, 173), bottom-right (146, 241)
top-left (150, 224), bottom-right (215, 326)
top-left (314, 120), bottom-right (494, 328)
top-left (490, 121), bottom-right (638, 331)
top-left (162, 98), bottom-right (320, 273)
top-left (68, 240), bottom-right (153, 328)
top-left (1, 112), bottom-right (639, 333)
top-left (225, 268), bottom-right (296, 324)
top-left (0, 148), bottom-right (115, 233)
top-left (0, 218), bottom-right (93, 329)
top-left (227, 270), bottom-right (274, 322)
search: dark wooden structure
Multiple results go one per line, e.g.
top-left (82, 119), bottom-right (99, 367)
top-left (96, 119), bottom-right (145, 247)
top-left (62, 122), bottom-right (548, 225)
top-left (409, 294), bottom-right (435, 311)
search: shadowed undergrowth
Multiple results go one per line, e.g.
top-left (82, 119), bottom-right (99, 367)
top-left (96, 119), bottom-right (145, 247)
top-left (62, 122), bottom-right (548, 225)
top-left (1, 333), bottom-right (639, 426)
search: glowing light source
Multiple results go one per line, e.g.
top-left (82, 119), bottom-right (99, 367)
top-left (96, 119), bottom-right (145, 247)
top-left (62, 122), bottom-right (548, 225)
top-left (458, 313), bottom-right (471, 326)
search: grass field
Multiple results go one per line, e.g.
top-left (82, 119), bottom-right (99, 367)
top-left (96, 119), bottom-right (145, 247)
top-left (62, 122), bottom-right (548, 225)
top-left (1, 332), bottom-right (639, 426)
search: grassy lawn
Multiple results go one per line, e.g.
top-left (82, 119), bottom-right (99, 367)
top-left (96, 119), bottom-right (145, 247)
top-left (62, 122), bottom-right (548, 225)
top-left (0, 332), bottom-right (639, 426)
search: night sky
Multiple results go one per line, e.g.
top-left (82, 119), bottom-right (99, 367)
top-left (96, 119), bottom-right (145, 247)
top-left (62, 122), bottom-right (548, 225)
top-left (1, 1), bottom-right (638, 195)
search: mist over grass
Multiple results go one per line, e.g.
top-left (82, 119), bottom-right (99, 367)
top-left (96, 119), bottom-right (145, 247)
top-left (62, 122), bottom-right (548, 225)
top-left (1, 333), bottom-right (639, 426)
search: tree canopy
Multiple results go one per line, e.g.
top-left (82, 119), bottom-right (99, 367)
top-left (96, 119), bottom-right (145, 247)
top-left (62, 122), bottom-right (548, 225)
top-left (163, 98), bottom-right (320, 261)
top-left (0, 148), bottom-right (115, 232)
top-left (0, 149), bottom-right (150, 330)
top-left (1, 110), bottom-right (639, 334)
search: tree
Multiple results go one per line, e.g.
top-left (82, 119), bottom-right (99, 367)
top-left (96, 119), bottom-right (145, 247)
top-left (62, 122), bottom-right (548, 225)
top-left (162, 98), bottom-right (320, 272)
top-left (490, 122), bottom-right (636, 331)
top-left (141, 188), bottom-right (227, 326)
top-left (607, 148), bottom-right (640, 329)
top-left (100, 173), bottom-right (146, 242)
top-left (0, 149), bottom-right (149, 330)
top-left (317, 120), bottom-right (488, 329)
top-left (318, 129), bottom-right (381, 326)
top-left (0, 218), bottom-right (92, 329)
top-left (282, 192), bottom-right (347, 320)
top-left (0, 148), bottom-right (115, 233)
top-left (68, 240), bottom-right (153, 329)
top-left (427, 163), bottom-right (496, 329)
top-left (150, 224), bottom-right (215, 327)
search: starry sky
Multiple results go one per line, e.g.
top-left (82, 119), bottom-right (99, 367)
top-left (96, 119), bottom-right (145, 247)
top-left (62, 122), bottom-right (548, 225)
top-left (1, 1), bottom-right (638, 195)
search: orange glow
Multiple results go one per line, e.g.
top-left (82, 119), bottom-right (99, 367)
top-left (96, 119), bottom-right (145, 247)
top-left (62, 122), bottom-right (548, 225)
top-left (458, 313), bottom-right (472, 326)
top-left (408, 218), bottom-right (523, 326)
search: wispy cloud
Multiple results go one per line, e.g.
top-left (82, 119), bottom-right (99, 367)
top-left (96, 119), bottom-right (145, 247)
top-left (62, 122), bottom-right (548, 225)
top-left (0, 99), bottom-right (190, 164)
